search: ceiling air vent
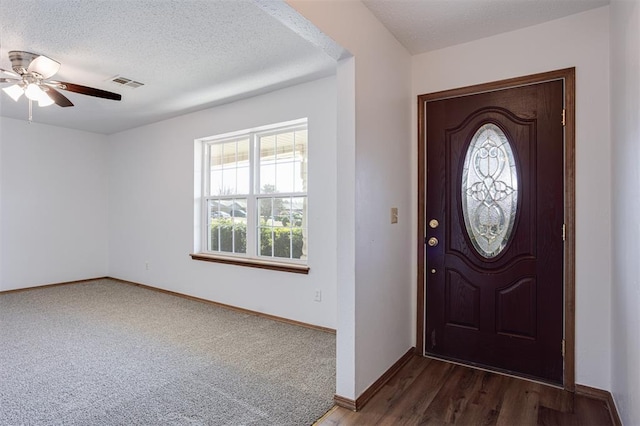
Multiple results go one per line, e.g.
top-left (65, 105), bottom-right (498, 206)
top-left (109, 75), bottom-right (145, 89)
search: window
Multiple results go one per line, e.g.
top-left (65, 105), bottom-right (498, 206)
top-left (197, 119), bottom-right (308, 267)
top-left (461, 123), bottom-right (518, 258)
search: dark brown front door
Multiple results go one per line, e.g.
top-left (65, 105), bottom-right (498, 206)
top-left (424, 80), bottom-right (564, 384)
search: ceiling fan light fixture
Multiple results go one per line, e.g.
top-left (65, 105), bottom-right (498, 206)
top-left (24, 83), bottom-right (44, 101)
top-left (23, 83), bottom-right (55, 107)
top-left (2, 84), bottom-right (24, 101)
top-left (37, 91), bottom-right (55, 107)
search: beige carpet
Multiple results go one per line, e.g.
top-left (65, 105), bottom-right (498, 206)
top-left (0, 279), bottom-right (336, 425)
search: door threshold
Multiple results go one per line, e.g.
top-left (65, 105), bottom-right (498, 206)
top-left (423, 353), bottom-right (565, 390)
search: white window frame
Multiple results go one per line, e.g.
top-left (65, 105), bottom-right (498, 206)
top-left (196, 118), bottom-right (308, 267)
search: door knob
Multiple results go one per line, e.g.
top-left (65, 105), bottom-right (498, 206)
top-left (428, 237), bottom-right (439, 247)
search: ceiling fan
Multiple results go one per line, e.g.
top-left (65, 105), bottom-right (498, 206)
top-left (0, 50), bottom-right (122, 109)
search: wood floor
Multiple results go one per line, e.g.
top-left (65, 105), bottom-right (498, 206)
top-left (315, 356), bottom-right (614, 426)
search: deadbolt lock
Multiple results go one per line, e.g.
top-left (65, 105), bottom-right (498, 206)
top-left (427, 237), bottom-right (439, 247)
top-left (429, 219), bottom-right (439, 229)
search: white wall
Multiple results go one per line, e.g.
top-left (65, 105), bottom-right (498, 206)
top-left (412, 7), bottom-right (612, 390)
top-left (610, 0), bottom-right (640, 424)
top-left (0, 117), bottom-right (109, 290)
top-left (107, 76), bottom-right (338, 329)
top-left (2, 2), bottom-right (627, 412)
top-left (289, 1), bottom-right (413, 399)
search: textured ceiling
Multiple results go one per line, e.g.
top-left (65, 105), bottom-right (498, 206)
top-left (0, 0), bottom-right (344, 134)
top-left (0, 0), bottom-right (611, 135)
top-left (363, 0), bottom-right (610, 54)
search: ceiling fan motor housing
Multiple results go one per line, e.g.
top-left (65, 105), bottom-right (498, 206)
top-left (8, 51), bottom-right (39, 75)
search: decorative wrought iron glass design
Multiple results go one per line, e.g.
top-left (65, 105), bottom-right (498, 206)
top-left (462, 123), bottom-right (518, 258)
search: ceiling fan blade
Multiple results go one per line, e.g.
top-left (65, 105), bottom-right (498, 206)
top-left (48, 81), bottom-right (121, 101)
top-left (1, 68), bottom-right (19, 78)
top-left (44, 87), bottom-right (74, 107)
top-left (27, 55), bottom-right (61, 79)
top-left (0, 77), bottom-right (21, 84)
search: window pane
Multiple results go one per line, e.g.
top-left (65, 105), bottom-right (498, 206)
top-left (237, 165), bottom-right (250, 195)
top-left (258, 226), bottom-right (304, 260)
top-left (276, 131), bottom-right (295, 157)
top-left (290, 196), bottom-right (306, 228)
top-left (275, 196), bottom-right (304, 227)
top-left (258, 197), bottom-right (273, 223)
top-left (222, 141), bottom-right (236, 163)
top-left (258, 227), bottom-right (273, 257)
top-left (220, 224), bottom-right (233, 253)
top-left (273, 197), bottom-right (289, 223)
top-left (233, 224), bottom-right (247, 254)
top-left (207, 199), bottom-right (223, 251)
top-left (257, 196), bottom-right (305, 260)
top-left (207, 198), bottom-right (247, 254)
top-left (258, 128), bottom-right (307, 194)
top-left (274, 228), bottom-right (293, 259)
top-left (210, 170), bottom-right (223, 196)
top-left (221, 169), bottom-right (236, 195)
top-left (235, 139), bottom-right (250, 194)
top-left (210, 144), bottom-right (223, 167)
top-left (290, 196), bottom-right (307, 260)
top-left (276, 164), bottom-right (294, 193)
top-left (261, 135), bottom-right (276, 158)
top-left (260, 164), bottom-right (276, 193)
top-left (209, 138), bottom-right (250, 196)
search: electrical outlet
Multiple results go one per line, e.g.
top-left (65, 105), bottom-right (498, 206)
top-left (391, 207), bottom-right (398, 224)
top-left (314, 289), bottom-right (322, 302)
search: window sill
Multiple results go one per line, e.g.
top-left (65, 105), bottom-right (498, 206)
top-left (190, 253), bottom-right (310, 274)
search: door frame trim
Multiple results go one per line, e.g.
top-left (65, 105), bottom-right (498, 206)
top-left (416, 68), bottom-right (576, 391)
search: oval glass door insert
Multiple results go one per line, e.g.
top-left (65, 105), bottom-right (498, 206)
top-left (462, 123), bottom-right (518, 258)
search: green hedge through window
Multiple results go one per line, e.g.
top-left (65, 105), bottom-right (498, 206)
top-left (210, 219), bottom-right (303, 259)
